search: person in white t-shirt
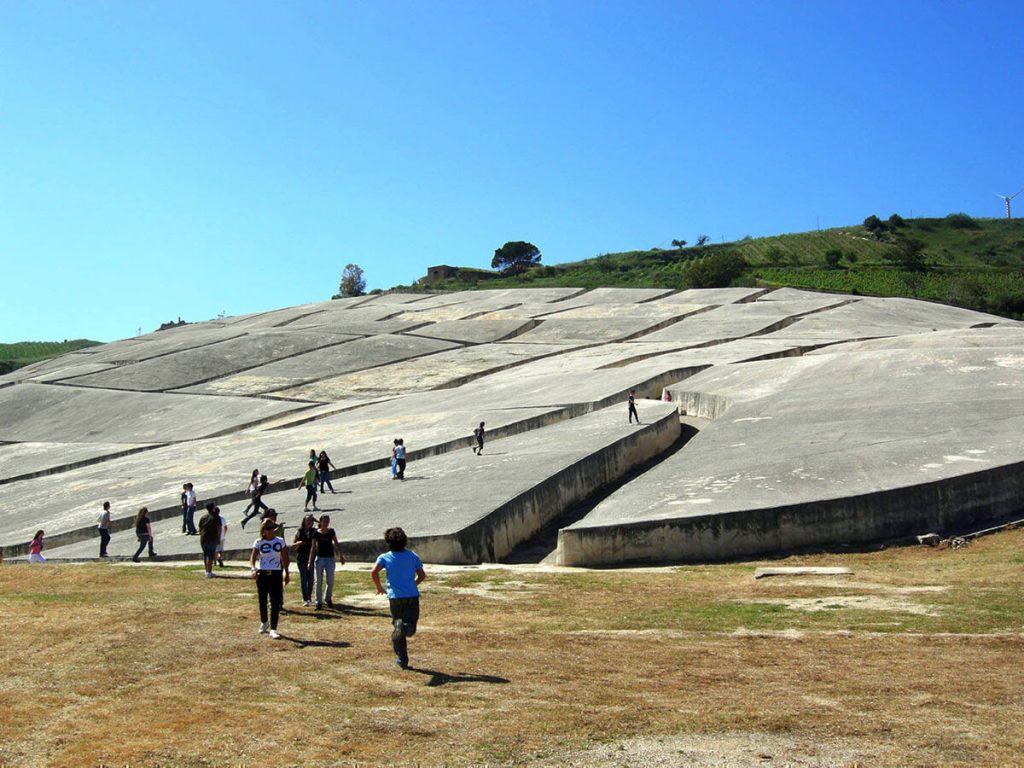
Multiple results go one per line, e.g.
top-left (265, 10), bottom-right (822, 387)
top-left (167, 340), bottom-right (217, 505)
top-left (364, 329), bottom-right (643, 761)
top-left (216, 506), bottom-right (228, 567)
top-left (249, 519), bottom-right (290, 639)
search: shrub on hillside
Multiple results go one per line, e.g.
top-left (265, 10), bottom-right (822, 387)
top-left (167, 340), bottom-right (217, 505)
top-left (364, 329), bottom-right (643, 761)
top-left (945, 212), bottom-right (979, 229)
top-left (683, 252), bottom-right (748, 288)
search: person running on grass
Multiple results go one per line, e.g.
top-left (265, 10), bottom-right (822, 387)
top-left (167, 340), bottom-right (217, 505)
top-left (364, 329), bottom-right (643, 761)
top-left (370, 527), bottom-right (426, 670)
top-left (250, 518), bottom-right (290, 640)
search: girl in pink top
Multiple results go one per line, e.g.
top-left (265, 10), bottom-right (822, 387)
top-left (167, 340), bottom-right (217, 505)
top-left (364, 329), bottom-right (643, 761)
top-left (29, 530), bottom-right (46, 563)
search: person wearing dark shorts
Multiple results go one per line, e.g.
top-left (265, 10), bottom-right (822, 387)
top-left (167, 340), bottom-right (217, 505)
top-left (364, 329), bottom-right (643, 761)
top-left (250, 519), bottom-right (290, 640)
top-left (472, 422), bottom-right (486, 455)
top-left (198, 502), bottom-right (223, 578)
top-left (370, 527), bottom-right (426, 669)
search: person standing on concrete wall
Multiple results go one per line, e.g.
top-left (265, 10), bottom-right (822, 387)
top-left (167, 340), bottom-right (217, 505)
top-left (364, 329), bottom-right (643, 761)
top-left (370, 527), bottom-right (426, 670)
top-left (182, 482), bottom-right (198, 535)
top-left (627, 391), bottom-right (640, 424)
top-left (394, 439), bottom-right (407, 480)
top-left (98, 501), bottom-right (112, 558)
top-left (309, 514), bottom-right (344, 609)
top-left (317, 450), bottom-right (336, 494)
top-left (250, 518), bottom-right (290, 640)
top-left (302, 461), bottom-right (319, 512)
top-left (198, 502), bottom-right (222, 578)
top-left (472, 422), bottom-right (486, 455)
top-left (131, 507), bottom-right (156, 562)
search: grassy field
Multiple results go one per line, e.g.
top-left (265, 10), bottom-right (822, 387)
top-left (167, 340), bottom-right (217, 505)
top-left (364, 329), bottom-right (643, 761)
top-left (2, 530), bottom-right (1022, 767)
top-left (0, 340), bottom-right (100, 374)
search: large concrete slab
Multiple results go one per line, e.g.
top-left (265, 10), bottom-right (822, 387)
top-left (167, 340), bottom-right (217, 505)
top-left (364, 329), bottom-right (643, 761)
top-left (637, 299), bottom-right (849, 344)
top-left (43, 403), bottom-right (680, 564)
top-left (181, 334), bottom-right (461, 396)
top-left (5, 288), bottom-right (1023, 569)
top-left (558, 330), bottom-right (1024, 565)
top-left (59, 330), bottom-right (361, 392)
top-left (0, 383), bottom-right (310, 443)
top-left (0, 402), bottom-right (566, 550)
top-left (273, 342), bottom-right (579, 401)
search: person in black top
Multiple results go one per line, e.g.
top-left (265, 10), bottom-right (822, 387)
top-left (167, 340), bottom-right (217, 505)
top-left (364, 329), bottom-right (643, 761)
top-left (241, 475), bottom-right (272, 529)
top-left (627, 390), bottom-right (640, 424)
top-left (472, 422), bottom-right (486, 455)
top-left (317, 450), bottom-right (336, 494)
top-left (308, 514), bottom-right (344, 609)
top-left (292, 514), bottom-right (317, 606)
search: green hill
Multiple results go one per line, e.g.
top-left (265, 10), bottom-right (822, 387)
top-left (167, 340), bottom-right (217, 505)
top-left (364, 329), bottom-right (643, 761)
top-left (412, 214), bottom-right (1024, 318)
top-left (0, 339), bottom-right (102, 375)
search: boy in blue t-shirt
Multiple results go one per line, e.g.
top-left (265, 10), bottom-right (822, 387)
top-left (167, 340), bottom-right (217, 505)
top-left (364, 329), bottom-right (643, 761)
top-left (370, 527), bottom-right (426, 669)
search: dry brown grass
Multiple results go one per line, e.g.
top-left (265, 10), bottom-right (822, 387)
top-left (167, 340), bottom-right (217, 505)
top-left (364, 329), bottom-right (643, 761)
top-left (1, 531), bottom-right (1023, 767)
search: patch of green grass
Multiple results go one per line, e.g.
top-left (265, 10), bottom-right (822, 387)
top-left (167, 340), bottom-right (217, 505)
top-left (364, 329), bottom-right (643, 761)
top-left (0, 339), bottom-right (101, 373)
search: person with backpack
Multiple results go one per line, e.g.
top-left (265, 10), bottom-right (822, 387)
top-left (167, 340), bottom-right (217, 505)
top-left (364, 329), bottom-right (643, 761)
top-left (472, 422), bottom-right (486, 455)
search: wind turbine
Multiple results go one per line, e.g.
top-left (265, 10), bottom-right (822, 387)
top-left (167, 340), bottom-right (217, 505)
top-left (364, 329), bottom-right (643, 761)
top-left (995, 188), bottom-right (1023, 219)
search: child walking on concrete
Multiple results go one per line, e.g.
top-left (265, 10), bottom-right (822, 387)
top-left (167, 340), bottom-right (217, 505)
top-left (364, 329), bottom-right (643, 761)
top-left (370, 527), bottom-right (426, 669)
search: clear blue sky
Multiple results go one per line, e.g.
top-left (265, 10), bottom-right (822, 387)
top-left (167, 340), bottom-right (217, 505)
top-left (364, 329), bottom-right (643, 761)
top-left (2, 1), bottom-right (1022, 343)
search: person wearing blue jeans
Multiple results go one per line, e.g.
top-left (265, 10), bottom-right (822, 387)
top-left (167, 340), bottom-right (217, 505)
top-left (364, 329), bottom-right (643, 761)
top-left (371, 527), bottom-right (426, 669)
top-left (292, 514), bottom-right (317, 606)
top-left (308, 515), bottom-right (343, 609)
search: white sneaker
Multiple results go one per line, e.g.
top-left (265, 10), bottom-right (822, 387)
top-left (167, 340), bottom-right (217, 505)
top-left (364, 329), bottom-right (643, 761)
top-left (303, 600), bottom-right (311, 606)
top-left (258, 622), bottom-right (269, 634)
top-left (269, 629), bottom-right (281, 640)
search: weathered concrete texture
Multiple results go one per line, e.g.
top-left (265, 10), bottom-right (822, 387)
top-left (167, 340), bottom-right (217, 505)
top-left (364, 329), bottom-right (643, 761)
top-left (639, 299), bottom-right (850, 344)
top-left (59, 330), bottom-right (361, 392)
top-left (530, 287), bottom-right (676, 314)
top-left (558, 328), bottom-right (1024, 566)
top-left (0, 442), bottom-right (154, 484)
top-left (761, 297), bottom-right (999, 342)
top-left (504, 316), bottom-right (686, 345)
top-left (662, 287), bottom-right (769, 305)
top-left (405, 319), bottom-right (536, 344)
top-left (0, 383), bottom-right (308, 443)
top-left (45, 403), bottom-right (681, 564)
top-left (181, 333), bottom-right (461, 396)
top-left (272, 342), bottom-right (579, 402)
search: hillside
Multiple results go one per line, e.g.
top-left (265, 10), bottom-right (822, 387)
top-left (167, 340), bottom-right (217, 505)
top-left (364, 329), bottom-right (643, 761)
top-left (412, 215), bottom-right (1024, 318)
top-left (0, 340), bottom-right (102, 375)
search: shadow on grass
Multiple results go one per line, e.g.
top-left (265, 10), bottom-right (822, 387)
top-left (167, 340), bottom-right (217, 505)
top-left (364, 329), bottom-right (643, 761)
top-left (407, 667), bottom-right (511, 687)
top-left (283, 636), bottom-right (352, 649)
